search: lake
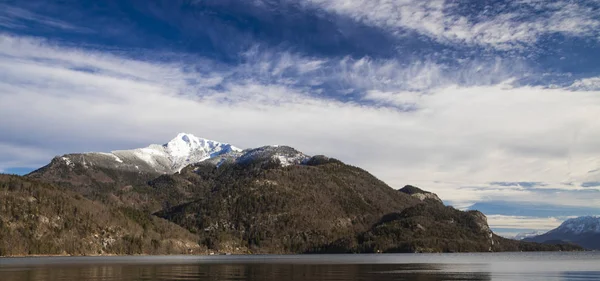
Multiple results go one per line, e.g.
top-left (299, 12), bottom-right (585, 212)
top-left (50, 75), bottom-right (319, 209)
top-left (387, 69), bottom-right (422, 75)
top-left (1, 252), bottom-right (599, 281)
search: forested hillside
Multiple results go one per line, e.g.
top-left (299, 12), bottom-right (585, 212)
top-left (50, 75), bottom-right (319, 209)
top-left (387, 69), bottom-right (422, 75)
top-left (0, 175), bottom-right (202, 256)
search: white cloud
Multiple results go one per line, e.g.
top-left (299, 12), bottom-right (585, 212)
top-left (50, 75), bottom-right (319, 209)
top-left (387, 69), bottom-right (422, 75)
top-left (2, 34), bottom-right (600, 217)
top-left (302, 0), bottom-right (600, 48)
top-left (487, 215), bottom-right (565, 231)
top-left (396, 179), bottom-right (600, 212)
top-left (335, 58), bottom-right (447, 92)
top-left (334, 57), bottom-right (527, 94)
top-left (363, 90), bottom-right (421, 108)
top-left (570, 76), bottom-right (600, 91)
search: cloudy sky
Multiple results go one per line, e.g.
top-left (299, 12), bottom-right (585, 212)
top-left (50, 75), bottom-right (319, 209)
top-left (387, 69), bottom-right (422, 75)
top-left (1, 0), bottom-right (600, 237)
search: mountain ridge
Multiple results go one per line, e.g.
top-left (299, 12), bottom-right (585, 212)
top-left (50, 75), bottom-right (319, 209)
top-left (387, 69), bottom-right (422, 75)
top-left (26, 135), bottom-right (322, 211)
top-left (550, 216), bottom-right (600, 235)
top-left (525, 216), bottom-right (600, 250)
top-left (52, 133), bottom-right (243, 175)
top-left (15, 133), bottom-right (584, 255)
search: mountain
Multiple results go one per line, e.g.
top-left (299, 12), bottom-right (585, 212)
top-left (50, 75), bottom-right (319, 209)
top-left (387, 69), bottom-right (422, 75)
top-left (323, 194), bottom-right (579, 253)
top-left (325, 201), bottom-right (496, 253)
top-left (0, 174), bottom-right (203, 256)
top-left (18, 133), bottom-right (583, 255)
top-left (398, 185), bottom-right (443, 204)
top-left (34, 133), bottom-right (241, 175)
top-left (154, 150), bottom-right (424, 253)
top-left (153, 147), bottom-right (578, 253)
top-left (114, 133), bottom-right (243, 174)
top-left (512, 231), bottom-right (547, 240)
top-left (27, 133), bottom-right (241, 210)
top-left (524, 216), bottom-right (600, 250)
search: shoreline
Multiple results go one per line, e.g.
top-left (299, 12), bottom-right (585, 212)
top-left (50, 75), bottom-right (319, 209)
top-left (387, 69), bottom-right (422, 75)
top-left (1, 250), bottom-right (592, 259)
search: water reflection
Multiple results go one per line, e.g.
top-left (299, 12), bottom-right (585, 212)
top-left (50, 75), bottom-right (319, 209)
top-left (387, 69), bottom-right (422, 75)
top-left (1, 263), bottom-right (492, 281)
top-left (1, 253), bottom-right (600, 281)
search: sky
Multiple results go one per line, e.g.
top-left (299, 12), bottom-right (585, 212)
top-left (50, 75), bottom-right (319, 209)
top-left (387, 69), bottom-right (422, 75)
top-left (1, 0), bottom-right (600, 238)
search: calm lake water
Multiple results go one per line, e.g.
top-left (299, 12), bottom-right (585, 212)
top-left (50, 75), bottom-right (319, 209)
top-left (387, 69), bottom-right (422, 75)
top-left (1, 252), bottom-right (599, 281)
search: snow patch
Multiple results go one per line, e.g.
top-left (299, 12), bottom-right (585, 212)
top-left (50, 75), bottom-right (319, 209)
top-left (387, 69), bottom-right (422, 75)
top-left (61, 157), bottom-right (74, 167)
top-left (273, 153), bottom-right (310, 167)
top-left (133, 150), bottom-right (161, 166)
top-left (216, 158), bottom-right (227, 168)
top-left (113, 155), bottom-right (123, 163)
top-left (96, 152), bottom-right (123, 163)
top-left (236, 146), bottom-right (310, 167)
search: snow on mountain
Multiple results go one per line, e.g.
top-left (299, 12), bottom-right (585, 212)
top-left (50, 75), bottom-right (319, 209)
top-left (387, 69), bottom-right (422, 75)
top-left (236, 145), bottom-right (311, 167)
top-left (524, 216), bottom-right (600, 250)
top-left (50, 133), bottom-right (242, 174)
top-left (111, 133), bottom-right (242, 173)
top-left (512, 230), bottom-right (547, 240)
top-left (51, 134), bottom-right (315, 175)
top-left (550, 216), bottom-right (600, 235)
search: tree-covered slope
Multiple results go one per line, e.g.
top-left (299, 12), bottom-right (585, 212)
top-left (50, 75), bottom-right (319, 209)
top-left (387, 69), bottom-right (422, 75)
top-left (155, 156), bottom-right (422, 253)
top-left (0, 174), bottom-right (202, 256)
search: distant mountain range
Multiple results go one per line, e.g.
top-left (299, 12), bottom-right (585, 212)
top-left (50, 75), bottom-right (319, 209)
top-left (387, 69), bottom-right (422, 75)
top-left (0, 133), bottom-right (581, 256)
top-left (524, 216), bottom-right (600, 250)
top-left (512, 231), bottom-right (546, 241)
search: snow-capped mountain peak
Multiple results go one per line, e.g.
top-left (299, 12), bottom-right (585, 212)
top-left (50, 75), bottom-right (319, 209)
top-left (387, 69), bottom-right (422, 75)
top-left (552, 216), bottom-right (600, 235)
top-left (166, 133), bottom-right (204, 157)
top-left (158, 133), bottom-right (241, 171)
top-left (164, 133), bottom-right (241, 159)
top-left (46, 134), bottom-right (314, 175)
top-left (100, 133), bottom-right (242, 173)
top-left (524, 216), bottom-right (600, 250)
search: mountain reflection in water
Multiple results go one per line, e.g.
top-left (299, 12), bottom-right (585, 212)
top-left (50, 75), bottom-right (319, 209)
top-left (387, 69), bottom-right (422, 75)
top-left (1, 253), bottom-right (599, 281)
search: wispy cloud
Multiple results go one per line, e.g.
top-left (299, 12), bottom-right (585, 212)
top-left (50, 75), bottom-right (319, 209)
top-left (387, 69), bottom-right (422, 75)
top-left (0, 3), bottom-right (89, 32)
top-left (302, 0), bottom-right (600, 49)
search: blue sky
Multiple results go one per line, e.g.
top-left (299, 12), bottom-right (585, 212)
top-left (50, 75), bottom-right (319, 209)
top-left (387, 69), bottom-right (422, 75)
top-left (2, 0), bottom-right (600, 237)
